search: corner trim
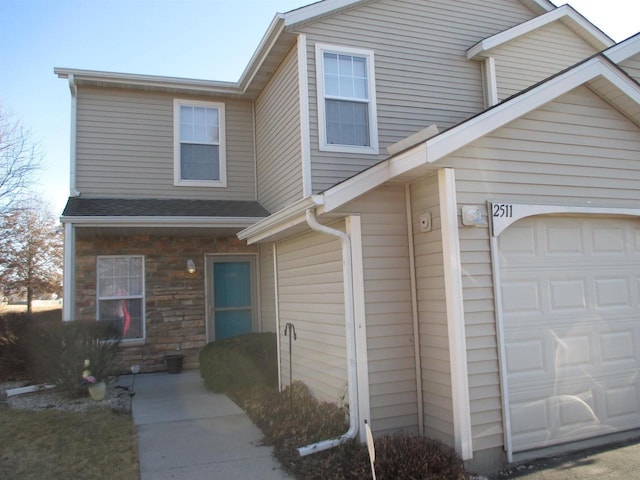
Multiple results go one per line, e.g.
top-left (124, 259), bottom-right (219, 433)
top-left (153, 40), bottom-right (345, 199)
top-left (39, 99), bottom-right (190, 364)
top-left (438, 168), bottom-right (473, 460)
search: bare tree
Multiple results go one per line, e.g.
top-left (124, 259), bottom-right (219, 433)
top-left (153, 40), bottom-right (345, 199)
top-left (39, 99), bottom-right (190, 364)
top-left (0, 198), bottom-right (63, 313)
top-left (0, 105), bottom-right (42, 213)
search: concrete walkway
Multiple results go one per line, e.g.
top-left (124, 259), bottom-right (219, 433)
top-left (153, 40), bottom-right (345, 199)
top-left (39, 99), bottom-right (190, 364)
top-left (130, 370), bottom-right (293, 480)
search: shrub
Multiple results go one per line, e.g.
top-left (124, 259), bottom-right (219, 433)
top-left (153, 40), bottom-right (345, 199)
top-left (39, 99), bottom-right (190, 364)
top-left (27, 320), bottom-right (121, 397)
top-left (0, 312), bottom-right (31, 380)
top-left (199, 332), bottom-right (277, 393)
top-left (238, 383), bottom-right (469, 480)
top-left (373, 432), bottom-right (468, 480)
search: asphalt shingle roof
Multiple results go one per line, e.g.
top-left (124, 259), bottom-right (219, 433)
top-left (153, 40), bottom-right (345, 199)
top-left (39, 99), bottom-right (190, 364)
top-left (62, 197), bottom-right (270, 218)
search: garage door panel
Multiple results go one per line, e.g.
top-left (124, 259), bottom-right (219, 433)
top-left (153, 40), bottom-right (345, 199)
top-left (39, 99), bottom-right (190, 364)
top-left (547, 224), bottom-right (583, 256)
top-left (506, 339), bottom-right (547, 379)
top-left (501, 280), bottom-right (542, 314)
top-left (594, 277), bottom-right (631, 309)
top-left (600, 329), bottom-right (637, 365)
top-left (592, 225), bottom-right (626, 254)
top-left (499, 215), bottom-right (640, 452)
top-left (549, 279), bottom-right (587, 312)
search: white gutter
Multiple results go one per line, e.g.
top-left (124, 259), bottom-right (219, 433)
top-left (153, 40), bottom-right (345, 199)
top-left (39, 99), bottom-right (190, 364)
top-left (238, 196), bottom-right (322, 243)
top-left (298, 209), bottom-right (359, 456)
top-left (60, 216), bottom-right (265, 228)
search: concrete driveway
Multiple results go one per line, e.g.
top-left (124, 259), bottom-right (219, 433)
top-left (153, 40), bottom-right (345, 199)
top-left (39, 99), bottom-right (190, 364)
top-left (488, 438), bottom-right (640, 479)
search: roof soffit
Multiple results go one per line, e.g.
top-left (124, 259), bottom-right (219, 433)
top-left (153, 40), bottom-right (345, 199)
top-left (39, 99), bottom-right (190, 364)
top-left (467, 4), bottom-right (613, 61)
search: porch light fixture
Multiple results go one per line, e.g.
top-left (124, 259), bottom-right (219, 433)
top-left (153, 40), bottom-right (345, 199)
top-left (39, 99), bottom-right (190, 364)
top-left (187, 259), bottom-right (196, 274)
top-left (461, 205), bottom-right (488, 227)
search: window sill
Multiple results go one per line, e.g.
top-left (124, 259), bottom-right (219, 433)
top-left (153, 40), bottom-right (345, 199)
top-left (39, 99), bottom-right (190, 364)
top-left (319, 144), bottom-right (379, 155)
top-left (174, 179), bottom-right (227, 188)
top-left (119, 338), bottom-right (145, 347)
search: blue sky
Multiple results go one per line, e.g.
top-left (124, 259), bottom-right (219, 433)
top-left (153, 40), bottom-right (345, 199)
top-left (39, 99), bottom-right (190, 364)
top-left (1, 0), bottom-right (638, 217)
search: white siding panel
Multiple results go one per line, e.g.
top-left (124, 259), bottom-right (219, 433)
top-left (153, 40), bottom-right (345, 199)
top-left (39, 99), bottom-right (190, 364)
top-left (437, 86), bottom-right (640, 453)
top-left (75, 87), bottom-right (255, 200)
top-left (277, 225), bottom-right (347, 403)
top-left (491, 22), bottom-right (597, 100)
top-left (296, 0), bottom-right (537, 192)
top-left (255, 45), bottom-right (303, 213)
top-left (339, 185), bottom-right (419, 435)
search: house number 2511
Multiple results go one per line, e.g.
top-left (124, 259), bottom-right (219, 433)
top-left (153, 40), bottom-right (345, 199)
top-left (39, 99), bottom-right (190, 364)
top-left (492, 203), bottom-right (513, 218)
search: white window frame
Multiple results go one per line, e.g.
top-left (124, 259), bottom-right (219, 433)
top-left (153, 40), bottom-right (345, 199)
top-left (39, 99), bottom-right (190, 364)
top-left (96, 255), bottom-right (146, 342)
top-left (315, 43), bottom-right (379, 155)
top-left (173, 99), bottom-right (227, 187)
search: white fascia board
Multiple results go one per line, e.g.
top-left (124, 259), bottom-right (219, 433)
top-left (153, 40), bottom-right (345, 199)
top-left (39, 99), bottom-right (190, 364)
top-left (54, 68), bottom-right (241, 95)
top-left (61, 216), bottom-right (264, 228)
top-left (466, 5), bottom-right (613, 60)
top-left (237, 15), bottom-right (286, 91)
top-left (606, 33), bottom-right (640, 63)
top-left (237, 196), bottom-right (322, 243)
top-left (283, 0), bottom-right (361, 26)
top-left (522, 0), bottom-right (555, 14)
top-left (319, 144), bottom-right (427, 214)
top-left (426, 57), bottom-right (638, 164)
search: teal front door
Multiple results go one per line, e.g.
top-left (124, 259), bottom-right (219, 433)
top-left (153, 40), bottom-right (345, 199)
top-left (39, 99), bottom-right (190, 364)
top-left (208, 256), bottom-right (255, 341)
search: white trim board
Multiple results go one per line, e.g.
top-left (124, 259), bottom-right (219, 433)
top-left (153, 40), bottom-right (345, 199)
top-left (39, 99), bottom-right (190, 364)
top-left (606, 32), bottom-right (640, 63)
top-left (490, 203), bottom-right (640, 237)
top-left (466, 5), bottom-right (613, 60)
top-left (439, 168), bottom-right (473, 460)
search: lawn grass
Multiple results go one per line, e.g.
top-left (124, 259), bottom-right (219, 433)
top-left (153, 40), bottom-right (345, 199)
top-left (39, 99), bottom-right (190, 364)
top-left (0, 405), bottom-right (139, 480)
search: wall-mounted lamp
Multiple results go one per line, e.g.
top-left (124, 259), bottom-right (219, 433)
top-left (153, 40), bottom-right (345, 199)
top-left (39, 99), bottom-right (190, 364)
top-left (461, 205), bottom-right (488, 227)
top-left (187, 259), bottom-right (196, 274)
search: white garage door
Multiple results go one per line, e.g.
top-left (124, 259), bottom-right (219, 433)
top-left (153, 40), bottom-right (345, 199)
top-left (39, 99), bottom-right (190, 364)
top-left (499, 215), bottom-right (640, 452)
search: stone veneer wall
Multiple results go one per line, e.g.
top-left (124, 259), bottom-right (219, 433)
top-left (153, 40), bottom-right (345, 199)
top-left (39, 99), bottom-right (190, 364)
top-left (74, 233), bottom-right (257, 372)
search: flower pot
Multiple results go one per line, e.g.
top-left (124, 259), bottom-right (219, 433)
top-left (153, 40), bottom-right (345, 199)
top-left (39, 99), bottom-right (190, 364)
top-left (165, 354), bottom-right (184, 374)
top-left (88, 381), bottom-right (107, 401)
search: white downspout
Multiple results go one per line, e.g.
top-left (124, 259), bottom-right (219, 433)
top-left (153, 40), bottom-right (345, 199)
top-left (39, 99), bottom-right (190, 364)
top-left (298, 208), bottom-right (359, 456)
top-left (405, 184), bottom-right (424, 435)
top-left (68, 74), bottom-right (79, 197)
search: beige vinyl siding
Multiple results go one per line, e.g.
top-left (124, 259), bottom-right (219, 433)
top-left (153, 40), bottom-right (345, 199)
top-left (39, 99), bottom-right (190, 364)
top-left (339, 185), bottom-right (418, 434)
top-left (259, 243), bottom-right (276, 333)
top-left (437, 85), bottom-right (640, 452)
top-left (491, 22), bottom-right (598, 101)
top-left (75, 87), bottom-right (256, 200)
top-left (276, 224), bottom-right (347, 403)
top-left (294, 0), bottom-right (537, 192)
top-left (255, 45), bottom-right (303, 213)
top-left (409, 173), bottom-right (455, 447)
top-left (619, 52), bottom-right (640, 83)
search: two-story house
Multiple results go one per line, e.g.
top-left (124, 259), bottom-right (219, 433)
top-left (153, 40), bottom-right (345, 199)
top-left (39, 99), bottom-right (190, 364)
top-left (56, 0), bottom-right (640, 474)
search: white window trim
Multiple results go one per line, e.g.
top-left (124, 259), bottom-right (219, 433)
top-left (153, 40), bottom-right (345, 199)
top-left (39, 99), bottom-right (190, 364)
top-left (96, 255), bottom-right (146, 342)
top-left (173, 99), bottom-right (227, 187)
top-left (315, 43), bottom-right (379, 155)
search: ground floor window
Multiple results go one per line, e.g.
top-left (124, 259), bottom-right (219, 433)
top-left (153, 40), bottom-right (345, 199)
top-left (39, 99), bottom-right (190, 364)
top-left (97, 255), bottom-right (145, 340)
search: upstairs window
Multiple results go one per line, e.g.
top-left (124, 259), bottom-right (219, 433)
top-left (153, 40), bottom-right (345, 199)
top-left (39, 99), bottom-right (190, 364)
top-left (174, 99), bottom-right (226, 187)
top-left (316, 44), bottom-right (378, 154)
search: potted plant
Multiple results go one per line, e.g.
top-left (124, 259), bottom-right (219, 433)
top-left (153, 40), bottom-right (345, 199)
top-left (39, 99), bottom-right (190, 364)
top-left (82, 359), bottom-right (107, 401)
